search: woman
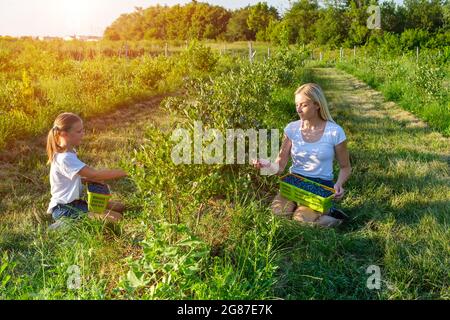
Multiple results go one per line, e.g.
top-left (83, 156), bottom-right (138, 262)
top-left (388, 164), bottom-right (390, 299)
top-left (253, 83), bottom-right (351, 227)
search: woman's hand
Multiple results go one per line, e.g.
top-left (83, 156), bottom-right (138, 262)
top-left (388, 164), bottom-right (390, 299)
top-left (333, 183), bottom-right (345, 201)
top-left (251, 159), bottom-right (271, 169)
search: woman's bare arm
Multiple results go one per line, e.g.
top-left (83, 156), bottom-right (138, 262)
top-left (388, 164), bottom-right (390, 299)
top-left (333, 140), bottom-right (351, 200)
top-left (252, 134), bottom-right (291, 175)
top-left (274, 134), bottom-right (292, 175)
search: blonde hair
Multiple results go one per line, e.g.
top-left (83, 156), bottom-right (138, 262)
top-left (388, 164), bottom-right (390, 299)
top-left (294, 83), bottom-right (335, 123)
top-left (46, 112), bottom-right (82, 164)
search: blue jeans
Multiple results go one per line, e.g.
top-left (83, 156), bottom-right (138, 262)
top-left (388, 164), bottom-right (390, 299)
top-left (51, 199), bottom-right (88, 220)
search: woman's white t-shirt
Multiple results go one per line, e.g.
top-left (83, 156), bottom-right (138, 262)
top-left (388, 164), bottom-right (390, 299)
top-left (47, 151), bottom-right (86, 213)
top-left (284, 120), bottom-right (347, 181)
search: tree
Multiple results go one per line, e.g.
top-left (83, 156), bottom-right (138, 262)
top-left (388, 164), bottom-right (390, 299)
top-left (380, 0), bottom-right (407, 33)
top-left (104, 1), bottom-right (230, 41)
top-left (441, 0), bottom-right (450, 30)
top-left (247, 2), bottom-right (279, 41)
top-left (283, 0), bottom-right (320, 45)
top-left (344, 0), bottom-right (372, 47)
top-left (313, 4), bottom-right (347, 47)
top-left (404, 0), bottom-right (445, 32)
top-left (267, 19), bottom-right (292, 46)
top-left (225, 7), bottom-right (255, 41)
top-left (400, 28), bottom-right (431, 48)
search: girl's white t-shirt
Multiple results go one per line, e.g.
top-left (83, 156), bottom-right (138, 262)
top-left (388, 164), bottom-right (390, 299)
top-left (284, 120), bottom-right (347, 181)
top-left (47, 151), bottom-right (86, 213)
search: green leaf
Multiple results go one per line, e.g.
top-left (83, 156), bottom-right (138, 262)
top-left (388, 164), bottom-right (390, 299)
top-left (126, 269), bottom-right (147, 288)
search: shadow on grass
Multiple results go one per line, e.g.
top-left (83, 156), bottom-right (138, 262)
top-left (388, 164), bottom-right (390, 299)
top-left (272, 218), bottom-right (385, 299)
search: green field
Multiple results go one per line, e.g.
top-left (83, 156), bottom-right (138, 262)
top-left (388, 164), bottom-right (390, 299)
top-left (0, 39), bottom-right (275, 150)
top-left (0, 40), bottom-right (449, 300)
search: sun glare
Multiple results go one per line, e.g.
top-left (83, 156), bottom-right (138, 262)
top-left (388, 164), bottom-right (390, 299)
top-left (60, 0), bottom-right (95, 32)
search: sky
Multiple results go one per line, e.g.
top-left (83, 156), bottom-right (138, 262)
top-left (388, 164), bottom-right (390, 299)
top-left (0, 0), bottom-right (404, 37)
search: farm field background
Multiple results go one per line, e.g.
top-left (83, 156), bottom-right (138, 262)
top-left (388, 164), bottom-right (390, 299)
top-left (1, 0), bottom-right (450, 301)
top-left (0, 38), bottom-right (276, 151)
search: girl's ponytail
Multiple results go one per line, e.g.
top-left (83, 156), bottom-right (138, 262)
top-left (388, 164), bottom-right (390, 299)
top-left (46, 126), bottom-right (60, 164)
top-left (46, 113), bottom-right (82, 164)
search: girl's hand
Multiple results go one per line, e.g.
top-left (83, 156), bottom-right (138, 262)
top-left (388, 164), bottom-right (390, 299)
top-left (333, 183), bottom-right (345, 201)
top-left (252, 159), bottom-right (271, 169)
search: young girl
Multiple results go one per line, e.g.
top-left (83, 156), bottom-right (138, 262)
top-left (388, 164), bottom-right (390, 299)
top-left (253, 83), bottom-right (352, 227)
top-left (46, 112), bottom-right (127, 224)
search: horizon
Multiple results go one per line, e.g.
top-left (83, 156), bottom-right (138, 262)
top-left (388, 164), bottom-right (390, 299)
top-left (1, 0), bottom-right (405, 38)
top-left (0, 0), bottom-right (288, 37)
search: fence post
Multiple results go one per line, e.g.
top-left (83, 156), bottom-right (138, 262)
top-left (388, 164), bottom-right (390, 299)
top-left (267, 47), bottom-right (270, 60)
top-left (353, 45), bottom-right (356, 59)
top-left (320, 51), bottom-right (323, 61)
top-left (248, 42), bottom-right (256, 63)
top-left (165, 42), bottom-right (168, 57)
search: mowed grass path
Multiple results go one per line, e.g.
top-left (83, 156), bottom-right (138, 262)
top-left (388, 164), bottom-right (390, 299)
top-left (275, 67), bottom-right (449, 299)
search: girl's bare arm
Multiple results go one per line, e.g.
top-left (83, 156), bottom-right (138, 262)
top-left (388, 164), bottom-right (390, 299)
top-left (78, 166), bottom-right (127, 181)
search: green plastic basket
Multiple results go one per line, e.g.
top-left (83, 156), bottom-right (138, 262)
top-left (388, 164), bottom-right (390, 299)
top-left (279, 173), bottom-right (335, 213)
top-left (87, 183), bottom-right (111, 213)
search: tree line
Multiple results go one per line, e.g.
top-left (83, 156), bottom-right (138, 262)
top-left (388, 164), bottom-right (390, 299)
top-left (104, 0), bottom-right (450, 49)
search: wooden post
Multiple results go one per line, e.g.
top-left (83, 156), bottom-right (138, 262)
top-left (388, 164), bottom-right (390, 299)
top-left (249, 41), bottom-right (253, 63)
top-left (353, 46), bottom-right (356, 59)
top-left (165, 42), bottom-right (168, 57)
top-left (125, 42), bottom-right (129, 59)
top-left (185, 40), bottom-right (188, 49)
top-left (320, 52), bottom-right (323, 61)
top-left (340, 47), bottom-right (343, 62)
top-left (267, 47), bottom-right (270, 59)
